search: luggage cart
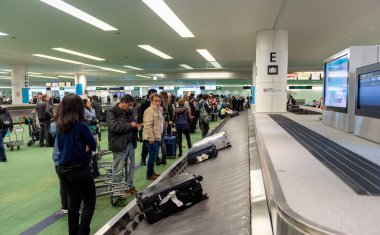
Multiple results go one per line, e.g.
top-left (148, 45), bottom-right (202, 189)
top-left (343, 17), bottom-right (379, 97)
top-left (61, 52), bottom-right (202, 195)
top-left (4, 127), bottom-right (24, 151)
top-left (95, 181), bottom-right (131, 206)
top-left (20, 114), bottom-right (39, 146)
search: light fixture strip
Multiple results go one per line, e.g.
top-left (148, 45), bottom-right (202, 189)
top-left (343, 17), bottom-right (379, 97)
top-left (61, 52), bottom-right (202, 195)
top-left (86, 64), bottom-right (126, 74)
top-left (39, 0), bottom-right (117, 31)
top-left (58, 76), bottom-right (75, 79)
top-left (210, 61), bottom-right (222, 68)
top-left (142, 0), bottom-right (194, 38)
top-left (0, 72), bottom-right (10, 74)
top-left (124, 65), bottom-right (143, 70)
top-left (136, 74), bottom-right (151, 79)
top-left (0, 76), bottom-right (11, 79)
top-left (52, 48), bottom-right (105, 61)
top-left (180, 64), bottom-right (193, 69)
top-left (28, 72), bottom-right (42, 75)
top-left (0, 32), bottom-right (9, 36)
top-left (138, 45), bottom-right (173, 59)
top-left (28, 75), bottom-right (58, 79)
top-left (32, 54), bottom-right (84, 65)
top-left (196, 49), bottom-right (216, 62)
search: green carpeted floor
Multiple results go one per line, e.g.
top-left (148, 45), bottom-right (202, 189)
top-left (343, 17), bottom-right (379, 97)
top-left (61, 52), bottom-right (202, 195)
top-left (0, 120), bottom-right (220, 235)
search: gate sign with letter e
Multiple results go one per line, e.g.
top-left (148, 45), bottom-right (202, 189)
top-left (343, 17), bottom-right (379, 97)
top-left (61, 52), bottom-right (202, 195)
top-left (268, 51), bottom-right (278, 75)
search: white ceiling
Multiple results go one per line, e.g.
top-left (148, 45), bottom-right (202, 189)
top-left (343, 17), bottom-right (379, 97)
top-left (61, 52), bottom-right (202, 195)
top-left (0, 0), bottom-right (380, 85)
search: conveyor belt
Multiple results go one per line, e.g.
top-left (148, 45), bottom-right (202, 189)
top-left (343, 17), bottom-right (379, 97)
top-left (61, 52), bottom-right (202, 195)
top-left (132, 112), bottom-right (251, 235)
top-left (269, 114), bottom-right (380, 196)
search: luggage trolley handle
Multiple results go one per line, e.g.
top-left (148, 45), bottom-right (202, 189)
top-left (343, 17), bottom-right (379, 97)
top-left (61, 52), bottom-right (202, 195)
top-left (159, 191), bottom-right (184, 207)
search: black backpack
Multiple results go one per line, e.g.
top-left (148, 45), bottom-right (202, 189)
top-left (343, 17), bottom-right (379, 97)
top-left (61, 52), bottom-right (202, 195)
top-left (176, 111), bottom-right (189, 130)
top-left (0, 109), bottom-right (12, 128)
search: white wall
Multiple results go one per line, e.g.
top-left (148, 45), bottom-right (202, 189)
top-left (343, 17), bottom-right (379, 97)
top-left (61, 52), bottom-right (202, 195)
top-left (288, 86), bottom-right (323, 104)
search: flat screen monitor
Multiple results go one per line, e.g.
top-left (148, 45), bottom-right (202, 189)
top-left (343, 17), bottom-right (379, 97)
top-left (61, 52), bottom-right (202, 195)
top-left (45, 82), bottom-right (52, 87)
top-left (52, 82), bottom-right (58, 87)
top-left (356, 63), bottom-right (380, 119)
top-left (65, 82), bottom-right (72, 87)
top-left (59, 82), bottom-right (65, 87)
top-left (324, 54), bottom-right (349, 112)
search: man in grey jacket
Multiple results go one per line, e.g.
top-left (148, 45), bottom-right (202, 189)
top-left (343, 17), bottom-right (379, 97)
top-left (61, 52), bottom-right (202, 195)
top-left (107, 94), bottom-right (139, 195)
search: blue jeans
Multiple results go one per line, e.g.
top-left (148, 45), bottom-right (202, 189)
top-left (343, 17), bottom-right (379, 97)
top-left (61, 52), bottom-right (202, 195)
top-left (112, 143), bottom-right (136, 188)
top-left (147, 141), bottom-right (160, 177)
top-left (0, 128), bottom-right (8, 161)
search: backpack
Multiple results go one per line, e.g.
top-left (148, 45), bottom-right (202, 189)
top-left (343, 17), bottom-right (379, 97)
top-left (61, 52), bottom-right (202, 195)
top-left (176, 111), bottom-right (189, 129)
top-left (199, 102), bottom-right (210, 124)
top-left (0, 109), bottom-right (12, 128)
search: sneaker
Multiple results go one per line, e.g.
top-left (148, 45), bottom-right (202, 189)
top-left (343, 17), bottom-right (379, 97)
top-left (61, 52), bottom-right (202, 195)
top-left (146, 175), bottom-right (159, 180)
top-left (129, 187), bottom-right (138, 194)
top-left (153, 172), bottom-right (160, 176)
top-left (61, 208), bottom-right (68, 214)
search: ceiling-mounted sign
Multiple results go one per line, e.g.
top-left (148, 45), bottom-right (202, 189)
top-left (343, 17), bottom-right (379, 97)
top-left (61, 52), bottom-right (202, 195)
top-left (174, 86), bottom-right (179, 90)
top-left (164, 86), bottom-right (174, 90)
top-left (216, 86), bottom-right (222, 90)
top-left (289, 86), bottom-right (312, 89)
top-left (134, 87), bottom-right (140, 90)
top-left (24, 75), bottom-right (29, 87)
top-left (96, 87), bottom-right (108, 90)
top-left (205, 85), bottom-right (216, 90)
top-left (60, 87), bottom-right (65, 90)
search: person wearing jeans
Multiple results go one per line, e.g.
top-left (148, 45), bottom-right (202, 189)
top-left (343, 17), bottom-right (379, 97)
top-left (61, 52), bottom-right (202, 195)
top-left (107, 95), bottom-right (139, 195)
top-left (143, 94), bottom-right (164, 180)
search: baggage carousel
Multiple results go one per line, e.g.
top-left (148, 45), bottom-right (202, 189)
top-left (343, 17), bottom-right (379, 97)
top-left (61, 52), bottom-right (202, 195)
top-left (96, 111), bottom-right (253, 235)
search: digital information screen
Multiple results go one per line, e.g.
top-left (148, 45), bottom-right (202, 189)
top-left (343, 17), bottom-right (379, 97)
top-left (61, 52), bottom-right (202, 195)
top-left (324, 54), bottom-right (349, 109)
top-left (358, 70), bottom-right (380, 111)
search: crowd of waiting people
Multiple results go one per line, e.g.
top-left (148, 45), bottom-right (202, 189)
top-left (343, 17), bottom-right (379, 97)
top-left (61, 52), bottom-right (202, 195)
top-left (0, 90), bottom-right (252, 234)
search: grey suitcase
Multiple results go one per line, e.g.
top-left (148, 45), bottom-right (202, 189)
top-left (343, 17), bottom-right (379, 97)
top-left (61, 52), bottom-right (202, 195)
top-left (192, 131), bottom-right (231, 150)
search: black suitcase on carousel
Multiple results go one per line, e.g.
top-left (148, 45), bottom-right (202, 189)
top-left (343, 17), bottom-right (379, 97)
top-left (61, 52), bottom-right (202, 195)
top-left (136, 173), bottom-right (207, 223)
top-left (187, 142), bottom-right (218, 165)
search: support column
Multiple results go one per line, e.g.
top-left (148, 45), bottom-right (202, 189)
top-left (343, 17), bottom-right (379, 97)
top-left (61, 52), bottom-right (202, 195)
top-left (255, 30), bottom-right (288, 112)
top-left (75, 74), bottom-right (87, 96)
top-left (11, 65), bottom-right (28, 104)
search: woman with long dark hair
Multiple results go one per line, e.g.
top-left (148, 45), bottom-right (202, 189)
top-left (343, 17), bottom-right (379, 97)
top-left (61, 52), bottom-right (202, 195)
top-left (56, 94), bottom-right (97, 235)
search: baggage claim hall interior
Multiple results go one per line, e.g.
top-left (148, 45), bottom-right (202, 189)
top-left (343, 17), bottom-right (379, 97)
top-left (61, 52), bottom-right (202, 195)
top-left (1, 0), bottom-right (380, 235)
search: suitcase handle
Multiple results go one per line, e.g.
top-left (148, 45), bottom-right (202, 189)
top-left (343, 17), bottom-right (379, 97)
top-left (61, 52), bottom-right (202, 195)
top-left (159, 191), bottom-right (183, 207)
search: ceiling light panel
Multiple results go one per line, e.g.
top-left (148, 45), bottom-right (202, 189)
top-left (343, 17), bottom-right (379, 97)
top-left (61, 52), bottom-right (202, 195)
top-left (0, 72), bottom-right (10, 74)
top-left (58, 76), bottom-right (75, 79)
top-left (86, 64), bottom-right (126, 73)
top-left (142, 0), bottom-right (194, 38)
top-left (33, 54), bottom-right (84, 64)
top-left (29, 75), bottom-right (58, 79)
top-left (196, 49), bottom-right (216, 61)
top-left (210, 61), bottom-right (222, 68)
top-left (40, 0), bottom-right (117, 31)
top-left (185, 72), bottom-right (232, 79)
top-left (0, 32), bottom-right (9, 36)
top-left (52, 48), bottom-right (105, 61)
top-left (28, 72), bottom-right (42, 75)
top-left (180, 64), bottom-right (193, 69)
top-left (136, 74), bottom-right (151, 79)
top-left (138, 45), bottom-right (173, 59)
top-left (124, 65), bottom-right (143, 70)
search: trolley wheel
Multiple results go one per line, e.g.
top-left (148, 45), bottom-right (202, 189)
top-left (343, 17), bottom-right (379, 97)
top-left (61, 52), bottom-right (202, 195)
top-left (17, 145), bottom-right (20, 150)
top-left (10, 146), bottom-right (14, 151)
top-left (111, 197), bottom-right (119, 207)
top-left (27, 142), bottom-right (32, 146)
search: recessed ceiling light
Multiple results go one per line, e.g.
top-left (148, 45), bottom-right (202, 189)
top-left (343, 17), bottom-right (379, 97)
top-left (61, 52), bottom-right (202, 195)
top-left (210, 61), bottom-right (222, 68)
top-left (39, 0), bottom-right (117, 31)
top-left (58, 75), bottom-right (75, 79)
top-left (136, 74), bottom-right (151, 79)
top-left (180, 64), bottom-right (193, 69)
top-left (0, 32), bottom-right (9, 36)
top-left (153, 76), bottom-right (157, 80)
top-left (142, 0), bottom-right (194, 38)
top-left (28, 75), bottom-right (58, 79)
top-left (185, 72), bottom-right (232, 79)
top-left (33, 54), bottom-right (84, 64)
top-left (28, 72), bottom-right (42, 75)
top-left (52, 48), bottom-right (105, 61)
top-left (124, 65), bottom-right (143, 70)
top-left (86, 64), bottom-right (126, 73)
top-left (138, 45), bottom-right (173, 59)
top-left (196, 49), bottom-right (222, 68)
top-left (196, 49), bottom-right (216, 61)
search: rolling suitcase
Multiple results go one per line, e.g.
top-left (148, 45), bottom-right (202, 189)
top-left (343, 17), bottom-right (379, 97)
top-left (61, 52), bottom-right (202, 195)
top-left (226, 111), bottom-right (239, 118)
top-left (164, 135), bottom-right (176, 158)
top-left (136, 173), bottom-right (208, 223)
top-left (187, 142), bottom-right (218, 165)
top-left (193, 131), bottom-right (231, 150)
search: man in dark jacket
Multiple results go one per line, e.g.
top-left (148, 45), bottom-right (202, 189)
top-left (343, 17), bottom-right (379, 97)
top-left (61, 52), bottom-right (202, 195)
top-left (137, 89), bottom-right (157, 165)
top-left (35, 94), bottom-right (53, 147)
top-left (107, 94), bottom-right (139, 195)
top-left (91, 95), bottom-right (103, 121)
top-left (198, 94), bottom-right (212, 137)
top-left (0, 106), bottom-right (13, 162)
